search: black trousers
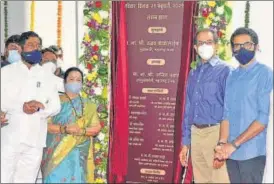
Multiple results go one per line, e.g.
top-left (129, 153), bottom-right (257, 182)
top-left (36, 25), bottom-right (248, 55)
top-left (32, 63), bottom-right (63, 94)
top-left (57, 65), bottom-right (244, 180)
top-left (226, 156), bottom-right (266, 183)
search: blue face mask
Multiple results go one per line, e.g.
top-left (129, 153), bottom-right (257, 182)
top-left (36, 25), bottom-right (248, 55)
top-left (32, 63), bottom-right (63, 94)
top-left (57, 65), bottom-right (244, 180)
top-left (21, 50), bottom-right (42, 65)
top-left (7, 50), bottom-right (21, 64)
top-left (233, 47), bottom-right (255, 65)
top-left (65, 82), bottom-right (82, 94)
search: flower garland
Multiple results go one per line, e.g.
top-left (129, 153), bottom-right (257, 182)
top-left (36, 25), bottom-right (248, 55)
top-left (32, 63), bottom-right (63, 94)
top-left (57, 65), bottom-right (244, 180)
top-left (4, 1), bottom-right (8, 41)
top-left (192, 1), bottom-right (233, 69)
top-left (244, 1), bottom-right (250, 28)
top-left (57, 0), bottom-right (62, 47)
top-left (30, 0), bottom-right (35, 31)
top-left (79, 1), bottom-right (110, 183)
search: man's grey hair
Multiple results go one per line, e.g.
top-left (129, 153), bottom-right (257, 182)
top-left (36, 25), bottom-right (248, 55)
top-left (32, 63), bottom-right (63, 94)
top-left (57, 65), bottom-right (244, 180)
top-left (194, 28), bottom-right (219, 44)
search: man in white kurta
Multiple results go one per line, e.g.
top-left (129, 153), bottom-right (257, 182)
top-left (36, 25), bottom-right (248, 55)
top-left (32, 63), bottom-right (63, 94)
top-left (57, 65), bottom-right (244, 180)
top-left (263, 91), bottom-right (273, 183)
top-left (1, 31), bottom-right (61, 183)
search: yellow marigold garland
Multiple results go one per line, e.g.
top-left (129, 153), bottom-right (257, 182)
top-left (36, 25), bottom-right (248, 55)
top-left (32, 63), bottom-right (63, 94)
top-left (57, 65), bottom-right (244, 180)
top-left (57, 0), bottom-right (62, 47)
top-left (30, 0), bottom-right (35, 31)
top-left (4, 1), bottom-right (8, 41)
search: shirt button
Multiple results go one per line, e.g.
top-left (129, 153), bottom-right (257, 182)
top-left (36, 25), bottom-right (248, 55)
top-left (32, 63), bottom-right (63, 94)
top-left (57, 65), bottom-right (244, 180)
top-left (195, 103), bottom-right (198, 105)
top-left (196, 91), bottom-right (198, 94)
top-left (195, 115), bottom-right (198, 117)
top-left (197, 80), bottom-right (200, 83)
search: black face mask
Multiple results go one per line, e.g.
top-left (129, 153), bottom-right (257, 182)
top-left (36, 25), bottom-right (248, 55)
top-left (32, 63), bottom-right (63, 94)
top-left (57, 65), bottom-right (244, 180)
top-left (233, 48), bottom-right (255, 65)
top-left (21, 50), bottom-right (42, 65)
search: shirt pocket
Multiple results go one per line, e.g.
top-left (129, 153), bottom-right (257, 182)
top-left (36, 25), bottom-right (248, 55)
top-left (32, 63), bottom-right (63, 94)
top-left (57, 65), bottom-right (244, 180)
top-left (202, 82), bottom-right (218, 104)
top-left (34, 81), bottom-right (50, 105)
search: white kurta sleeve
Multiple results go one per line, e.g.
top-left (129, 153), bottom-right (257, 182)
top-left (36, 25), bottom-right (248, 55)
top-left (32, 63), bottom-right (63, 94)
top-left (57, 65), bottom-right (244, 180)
top-left (55, 75), bottom-right (65, 93)
top-left (37, 85), bottom-right (61, 119)
top-left (1, 66), bottom-right (24, 113)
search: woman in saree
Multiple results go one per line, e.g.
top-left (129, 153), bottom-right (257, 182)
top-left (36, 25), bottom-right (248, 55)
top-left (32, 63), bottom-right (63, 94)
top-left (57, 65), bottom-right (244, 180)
top-left (41, 67), bottom-right (101, 183)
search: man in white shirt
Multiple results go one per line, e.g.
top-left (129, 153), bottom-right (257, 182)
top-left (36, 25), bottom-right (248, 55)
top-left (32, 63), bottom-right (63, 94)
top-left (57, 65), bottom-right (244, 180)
top-left (48, 45), bottom-right (65, 78)
top-left (1, 31), bottom-right (61, 183)
top-left (40, 47), bottom-right (65, 93)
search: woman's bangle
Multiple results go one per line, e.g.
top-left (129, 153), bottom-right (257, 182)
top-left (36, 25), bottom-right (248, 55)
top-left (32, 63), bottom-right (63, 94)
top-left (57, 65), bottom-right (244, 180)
top-left (60, 125), bottom-right (66, 134)
top-left (81, 128), bottom-right (86, 136)
top-left (64, 125), bottom-right (68, 134)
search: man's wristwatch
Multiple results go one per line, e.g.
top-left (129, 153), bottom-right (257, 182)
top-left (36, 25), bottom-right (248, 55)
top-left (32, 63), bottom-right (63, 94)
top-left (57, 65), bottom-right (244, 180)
top-left (231, 140), bottom-right (240, 149)
top-left (217, 141), bottom-right (226, 146)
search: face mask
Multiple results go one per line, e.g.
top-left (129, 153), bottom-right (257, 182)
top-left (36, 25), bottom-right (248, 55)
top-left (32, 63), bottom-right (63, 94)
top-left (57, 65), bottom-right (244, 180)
top-left (65, 82), bottom-right (82, 94)
top-left (56, 58), bottom-right (63, 68)
top-left (197, 44), bottom-right (214, 61)
top-left (42, 62), bottom-right (57, 74)
top-left (7, 50), bottom-right (21, 64)
top-left (233, 48), bottom-right (255, 65)
top-left (21, 50), bottom-right (42, 65)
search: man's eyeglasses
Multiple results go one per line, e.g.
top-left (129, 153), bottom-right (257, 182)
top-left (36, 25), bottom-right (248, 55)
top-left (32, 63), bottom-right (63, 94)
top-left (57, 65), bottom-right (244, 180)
top-left (232, 42), bottom-right (255, 51)
top-left (196, 40), bottom-right (215, 46)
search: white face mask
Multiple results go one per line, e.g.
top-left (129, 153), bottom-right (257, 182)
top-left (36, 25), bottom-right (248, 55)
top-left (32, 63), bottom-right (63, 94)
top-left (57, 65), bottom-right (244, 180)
top-left (197, 44), bottom-right (215, 61)
top-left (56, 58), bottom-right (63, 68)
top-left (42, 62), bottom-right (57, 74)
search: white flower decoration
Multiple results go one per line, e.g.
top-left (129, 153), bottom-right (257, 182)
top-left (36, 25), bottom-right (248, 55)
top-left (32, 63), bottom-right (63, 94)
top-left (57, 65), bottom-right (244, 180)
top-left (97, 78), bottom-right (103, 87)
top-left (216, 6), bottom-right (224, 15)
top-left (94, 87), bottom-right (103, 95)
top-left (98, 169), bottom-right (103, 174)
top-left (203, 24), bottom-right (209, 28)
top-left (101, 49), bottom-right (109, 56)
top-left (91, 40), bottom-right (101, 46)
top-left (97, 132), bottom-right (105, 141)
top-left (214, 16), bottom-right (221, 21)
top-left (98, 10), bottom-right (109, 19)
top-left (93, 65), bottom-right (99, 72)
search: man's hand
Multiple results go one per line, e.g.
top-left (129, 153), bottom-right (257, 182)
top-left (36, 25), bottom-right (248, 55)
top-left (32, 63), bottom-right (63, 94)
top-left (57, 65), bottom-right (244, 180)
top-left (23, 102), bottom-right (37, 114)
top-left (179, 145), bottom-right (189, 167)
top-left (213, 144), bottom-right (226, 169)
top-left (220, 143), bottom-right (236, 159)
top-left (23, 100), bottom-right (45, 114)
top-left (214, 143), bottom-right (236, 161)
top-left (65, 124), bottom-right (81, 135)
top-left (213, 159), bottom-right (225, 169)
top-left (28, 100), bottom-right (45, 111)
top-left (1, 111), bottom-right (8, 124)
top-left (214, 145), bottom-right (225, 160)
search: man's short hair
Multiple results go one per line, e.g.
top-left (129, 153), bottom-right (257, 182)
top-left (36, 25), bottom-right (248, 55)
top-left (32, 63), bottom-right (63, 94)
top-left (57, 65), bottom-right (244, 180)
top-left (41, 48), bottom-right (57, 58)
top-left (194, 28), bottom-right (218, 44)
top-left (48, 45), bottom-right (63, 55)
top-left (230, 27), bottom-right (259, 46)
top-left (5, 35), bottom-right (21, 48)
top-left (19, 31), bottom-right (42, 47)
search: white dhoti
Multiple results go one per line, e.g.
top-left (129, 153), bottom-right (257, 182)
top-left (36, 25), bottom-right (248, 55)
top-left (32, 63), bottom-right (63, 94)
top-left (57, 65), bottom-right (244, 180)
top-left (1, 143), bottom-right (43, 183)
top-left (263, 91), bottom-right (273, 183)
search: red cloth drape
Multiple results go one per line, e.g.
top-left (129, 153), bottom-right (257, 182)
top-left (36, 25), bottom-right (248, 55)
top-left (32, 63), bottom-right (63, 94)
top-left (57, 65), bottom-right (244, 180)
top-left (108, 1), bottom-right (129, 183)
top-left (172, 1), bottom-right (197, 183)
